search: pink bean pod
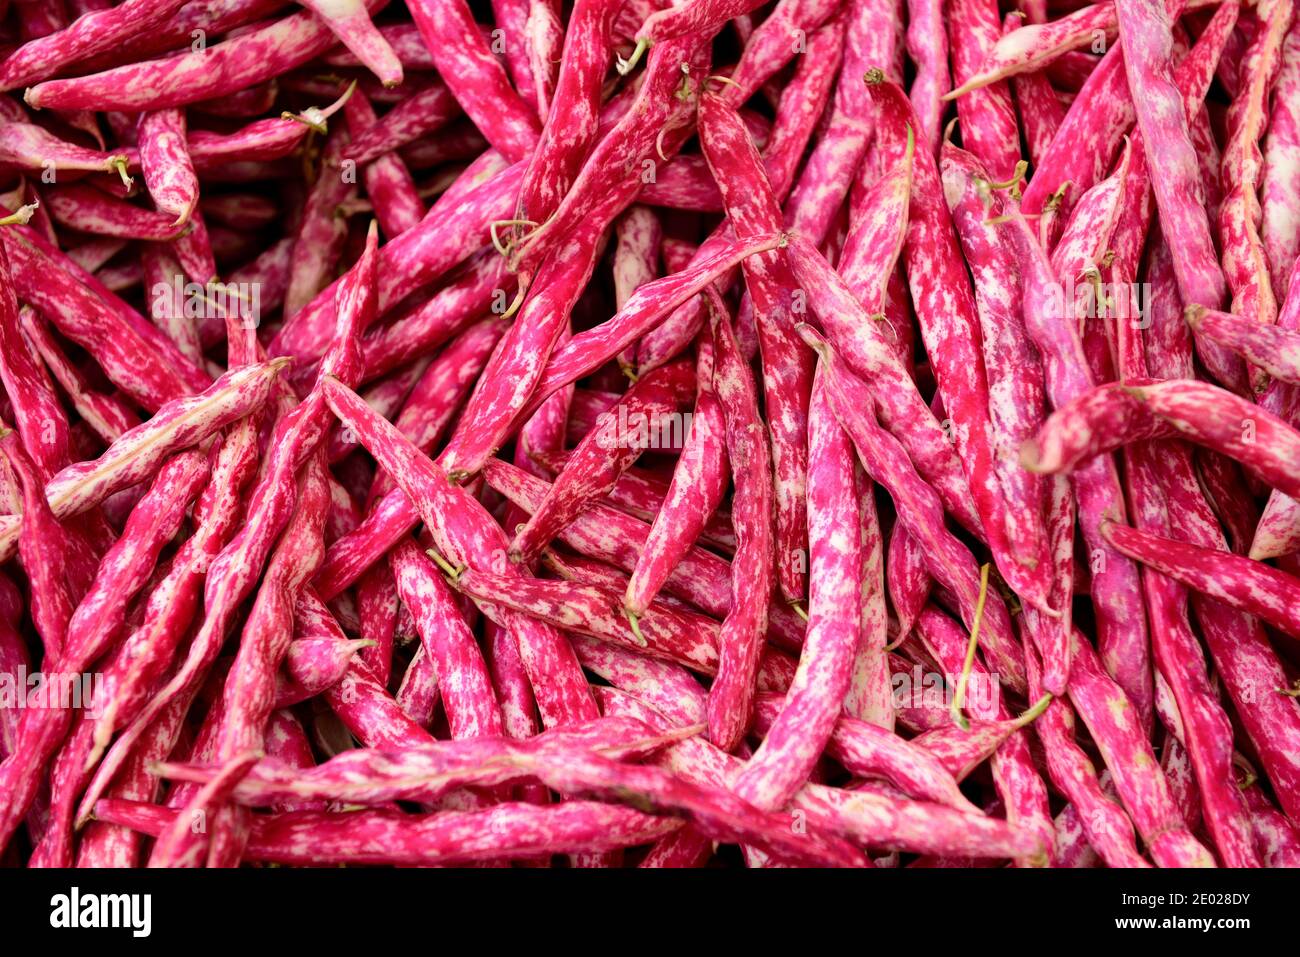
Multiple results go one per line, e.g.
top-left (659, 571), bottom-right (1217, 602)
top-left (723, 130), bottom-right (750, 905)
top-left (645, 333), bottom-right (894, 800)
top-left (275, 635), bottom-right (375, 708)
top-left (1004, 205), bottom-right (1152, 725)
top-left (704, 295), bottom-right (775, 751)
top-left (452, 565), bottom-right (729, 676)
top-left (0, 429), bottom-right (75, 662)
top-left (1147, 475), bottom-right (1260, 865)
top-left (1104, 519), bottom-right (1300, 641)
top-left (728, 371), bottom-right (863, 809)
top-left (299, 0), bottom-right (403, 87)
top-left (0, 444), bottom-right (209, 853)
top-left (513, 0), bottom-right (622, 240)
top-left (698, 90), bottom-right (813, 605)
top-left (509, 361), bottom-right (693, 565)
top-left (1020, 379), bottom-right (1169, 473)
top-left (343, 89), bottom-right (424, 239)
top-left (753, 696), bottom-right (974, 812)
top-left (26, 0), bottom-right (386, 111)
top-left (320, 377), bottom-right (598, 728)
top-left (184, 88), bottom-right (355, 171)
top-left (868, 74), bottom-right (1052, 614)
top-left (194, 451), bottom-right (332, 867)
top-left (0, 122), bottom-right (132, 183)
top-left (612, 205), bottom-right (662, 372)
top-left (405, 0), bottom-right (540, 162)
top-left (886, 525), bottom-right (930, 646)
top-left (785, 231), bottom-right (984, 545)
top-left (43, 182), bottom-right (185, 243)
top-left (0, 250), bottom-right (71, 479)
top-left (624, 350), bottom-right (730, 618)
top-left (1260, 15), bottom-right (1300, 304)
top-left (1022, 637), bottom-right (1150, 867)
top-left (1218, 0), bottom-right (1292, 350)
top-left (1189, 304), bottom-right (1300, 387)
top-left (620, 0), bottom-right (769, 72)
top-left (784, 0), bottom-right (901, 248)
top-left (601, 686), bottom-right (1042, 859)
top-left (271, 159), bottom-right (524, 368)
top-left (0, 0), bottom-right (188, 92)
top-left (98, 798), bottom-right (681, 865)
top-left (0, 357), bottom-right (285, 561)
top-left (1115, 0), bottom-right (1246, 390)
top-left (283, 133), bottom-right (357, 317)
top-left (941, 143), bottom-right (1050, 582)
top-left (344, 80), bottom-right (460, 165)
top-left (948, 0), bottom-right (1021, 183)
top-left (158, 716), bottom-right (696, 803)
top-left (947, 1), bottom-right (1127, 96)
top-left (1066, 633), bottom-right (1216, 867)
top-left (509, 37), bottom-right (707, 280)
top-left (804, 328), bottom-right (1027, 694)
top-left (1042, 377), bottom-right (1300, 501)
top-left (436, 209), bottom-right (612, 481)
top-left (390, 541), bottom-right (503, 739)
top-left (906, 0), bottom-right (950, 155)
top-left (1, 222), bottom-right (210, 408)
top-left (137, 109), bottom-right (198, 228)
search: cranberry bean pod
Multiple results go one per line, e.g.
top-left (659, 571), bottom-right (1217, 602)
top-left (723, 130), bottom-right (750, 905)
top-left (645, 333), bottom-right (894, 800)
top-left (343, 90), bottom-right (424, 239)
top-left (98, 798), bottom-right (680, 865)
top-left (1218, 0), bottom-right (1292, 343)
top-left (344, 81), bottom-right (460, 165)
top-left (137, 109), bottom-right (198, 228)
top-left (624, 352), bottom-right (730, 617)
top-left (404, 0), bottom-right (540, 162)
top-left (906, 0), bottom-right (950, 155)
top-left (703, 295), bottom-right (774, 750)
top-left (806, 331), bottom-right (1028, 693)
top-left (271, 160), bottom-right (524, 369)
top-left (26, 1), bottom-right (387, 111)
top-left (729, 372), bottom-right (863, 808)
top-left (390, 541), bottom-right (503, 739)
top-left (514, 0), bottom-right (622, 237)
top-left (320, 377), bottom-right (598, 728)
top-left (510, 362), bottom-right (693, 564)
top-left (1066, 633), bottom-right (1215, 867)
top-left (0, 446), bottom-right (208, 851)
top-left (299, 0), bottom-right (403, 87)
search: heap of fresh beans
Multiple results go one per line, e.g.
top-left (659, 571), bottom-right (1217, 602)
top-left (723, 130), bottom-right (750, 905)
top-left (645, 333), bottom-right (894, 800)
top-left (0, 0), bottom-right (1297, 871)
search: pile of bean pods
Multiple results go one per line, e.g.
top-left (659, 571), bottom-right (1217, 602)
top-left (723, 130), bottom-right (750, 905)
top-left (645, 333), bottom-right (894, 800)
top-left (0, 0), bottom-right (1298, 869)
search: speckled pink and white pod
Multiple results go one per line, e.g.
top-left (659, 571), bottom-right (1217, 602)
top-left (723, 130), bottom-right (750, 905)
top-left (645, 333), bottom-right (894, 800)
top-left (514, 0), bottom-right (622, 237)
top-left (26, 0), bottom-right (387, 112)
top-left (728, 372), bottom-right (860, 808)
top-left (321, 378), bottom-right (597, 728)
top-left (343, 90), bottom-right (423, 240)
top-left (807, 329), bottom-right (1027, 693)
top-left (345, 80), bottom-right (459, 167)
top-left (510, 361), bottom-right (692, 563)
